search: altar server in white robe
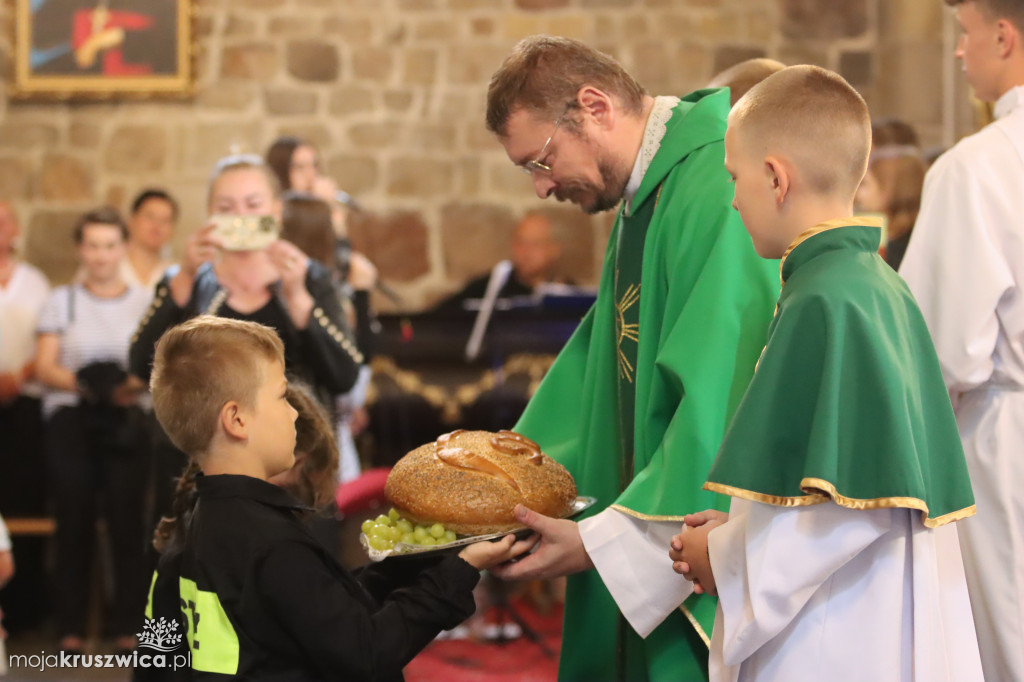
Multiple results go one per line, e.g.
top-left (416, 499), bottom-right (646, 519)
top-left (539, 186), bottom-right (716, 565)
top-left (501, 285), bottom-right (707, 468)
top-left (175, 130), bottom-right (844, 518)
top-left (669, 66), bottom-right (983, 682)
top-left (900, 1), bottom-right (1024, 680)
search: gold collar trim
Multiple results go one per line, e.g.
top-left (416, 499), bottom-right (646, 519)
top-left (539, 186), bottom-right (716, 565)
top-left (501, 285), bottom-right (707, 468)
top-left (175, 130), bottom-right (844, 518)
top-left (777, 216), bottom-right (884, 284)
top-left (704, 478), bottom-right (975, 529)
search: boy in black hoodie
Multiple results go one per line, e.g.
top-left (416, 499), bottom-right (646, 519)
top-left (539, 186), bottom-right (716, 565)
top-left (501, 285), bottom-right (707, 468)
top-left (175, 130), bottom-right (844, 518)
top-left (140, 316), bottom-right (528, 681)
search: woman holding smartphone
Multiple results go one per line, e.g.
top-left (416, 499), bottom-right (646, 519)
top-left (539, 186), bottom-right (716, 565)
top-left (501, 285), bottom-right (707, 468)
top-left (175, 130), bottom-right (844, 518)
top-left (130, 154), bottom-right (363, 397)
top-left (129, 156), bottom-right (364, 523)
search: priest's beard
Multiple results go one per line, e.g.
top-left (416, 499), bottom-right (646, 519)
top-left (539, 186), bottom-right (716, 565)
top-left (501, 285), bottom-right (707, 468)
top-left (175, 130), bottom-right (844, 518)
top-left (553, 150), bottom-right (630, 215)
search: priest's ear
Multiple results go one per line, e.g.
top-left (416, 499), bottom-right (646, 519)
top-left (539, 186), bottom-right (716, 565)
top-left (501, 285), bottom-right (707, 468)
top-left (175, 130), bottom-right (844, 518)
top-left (763, 156), bottom-right (791, 207)
top-left (575, 86), bottom-right (615, 131)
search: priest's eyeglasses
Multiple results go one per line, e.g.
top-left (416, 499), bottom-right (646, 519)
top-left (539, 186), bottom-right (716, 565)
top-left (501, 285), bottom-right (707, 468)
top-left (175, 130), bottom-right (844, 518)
top-left (519, 106), bottom-right (573, 176)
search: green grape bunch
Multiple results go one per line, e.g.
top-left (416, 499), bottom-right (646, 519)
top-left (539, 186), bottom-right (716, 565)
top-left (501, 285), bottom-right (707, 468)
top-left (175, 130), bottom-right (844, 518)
top-left (361, 507), bottom-right (458, 552)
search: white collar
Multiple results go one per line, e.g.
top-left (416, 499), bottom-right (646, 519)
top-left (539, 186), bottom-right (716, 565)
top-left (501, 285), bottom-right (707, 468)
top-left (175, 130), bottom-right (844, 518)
top-left (994, 85), bottom-right (1024, 120)
top-left (623, 96), bottom-right (680, 217)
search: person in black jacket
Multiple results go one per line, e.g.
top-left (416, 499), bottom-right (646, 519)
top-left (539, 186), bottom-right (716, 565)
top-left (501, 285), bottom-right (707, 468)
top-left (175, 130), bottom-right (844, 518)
top-left (129, 154), bottom-right (363, 531)
top-left (138, 316), bottom-right (530, 681)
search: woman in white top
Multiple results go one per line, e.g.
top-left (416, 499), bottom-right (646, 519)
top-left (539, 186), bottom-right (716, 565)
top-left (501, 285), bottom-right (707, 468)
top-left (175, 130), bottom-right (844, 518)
top-left (35, 207), bottom-right (151, 655)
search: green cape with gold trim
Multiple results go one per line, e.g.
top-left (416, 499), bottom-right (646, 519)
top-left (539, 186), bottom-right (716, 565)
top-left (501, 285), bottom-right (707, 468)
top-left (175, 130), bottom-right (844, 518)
top-left (706, 220), bottom-right (976, 527)
top-left (514, 89), bottom-right (779, 682)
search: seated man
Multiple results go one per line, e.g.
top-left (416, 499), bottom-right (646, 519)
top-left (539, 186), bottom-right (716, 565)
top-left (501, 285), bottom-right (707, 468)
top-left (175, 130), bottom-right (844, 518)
top-left (437, 210), bottom-right (565, 312)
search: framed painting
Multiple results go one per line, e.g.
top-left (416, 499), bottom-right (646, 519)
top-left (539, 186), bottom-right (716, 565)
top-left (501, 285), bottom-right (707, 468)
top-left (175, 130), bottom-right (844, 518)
top-left (11, 0), bottom-right (194, 99)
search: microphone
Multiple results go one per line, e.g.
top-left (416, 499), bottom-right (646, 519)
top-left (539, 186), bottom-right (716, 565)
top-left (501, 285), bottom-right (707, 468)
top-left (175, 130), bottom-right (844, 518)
top-left (334, 190), bottom-right (364, 213)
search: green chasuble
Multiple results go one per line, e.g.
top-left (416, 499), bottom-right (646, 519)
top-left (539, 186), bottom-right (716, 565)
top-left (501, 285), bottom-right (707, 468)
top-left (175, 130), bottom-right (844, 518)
top-left (706, 219), bottom-right (976, 527)
top-left (514, 88), bottom-right (779, 682)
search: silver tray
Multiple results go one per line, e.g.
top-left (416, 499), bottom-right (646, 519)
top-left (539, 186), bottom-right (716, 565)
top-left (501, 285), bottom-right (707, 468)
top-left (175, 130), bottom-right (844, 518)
top-left (361, 496), bottom-right (597, 561)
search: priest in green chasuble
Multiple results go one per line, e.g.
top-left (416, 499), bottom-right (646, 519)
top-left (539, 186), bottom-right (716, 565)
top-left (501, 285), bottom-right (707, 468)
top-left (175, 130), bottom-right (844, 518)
top-left (484, 36), bottom-right (779, 681)
top-left (669, 66), bottom-right (983, 682)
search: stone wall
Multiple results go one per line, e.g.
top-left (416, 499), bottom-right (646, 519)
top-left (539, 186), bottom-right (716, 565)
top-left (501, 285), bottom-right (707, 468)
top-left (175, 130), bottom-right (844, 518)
top-left (0, 0), bottom-right (957, 309)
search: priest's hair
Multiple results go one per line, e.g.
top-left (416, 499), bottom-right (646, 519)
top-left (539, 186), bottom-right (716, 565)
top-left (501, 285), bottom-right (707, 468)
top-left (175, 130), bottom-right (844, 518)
top-left (729, 65), bottom-right (871, 199)
top-left (486, 35), bottom-right (647, 137)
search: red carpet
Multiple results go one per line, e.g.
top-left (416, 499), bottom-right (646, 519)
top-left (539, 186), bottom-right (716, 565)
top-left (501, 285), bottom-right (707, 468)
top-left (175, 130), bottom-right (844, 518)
top-left (405, 599), bottom-right (562, 682)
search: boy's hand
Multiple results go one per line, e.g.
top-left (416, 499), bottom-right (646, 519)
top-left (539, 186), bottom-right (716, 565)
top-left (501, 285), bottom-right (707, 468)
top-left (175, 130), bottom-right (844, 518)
top-left (459, 533), bottom-right (538, 571)
top-left (669, 511), bottom-right (727, 596)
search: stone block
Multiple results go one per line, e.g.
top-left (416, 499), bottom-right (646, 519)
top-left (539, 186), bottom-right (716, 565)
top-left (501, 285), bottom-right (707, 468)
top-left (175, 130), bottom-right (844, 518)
top-left (384, 90), bottom-right (415, 112)
top-left (440, 202), bottom-right (518, 281)
top-left (448, 46), bottom-right (510, 84)
top-left (220, 44), bottom-right (278, 80)
top-left (329, 86), bottom-right (377, 116)
top-left (471, 17), bottom-right (496, 36)
top-left (398, 0), bottom-right (440, 9)
top-left (348, 122), bottom-right (400, 150)
top-left (325, 154), bottom-right (380, 195)
top-left (39, 155), bottom-right (93, 203)
top-left (387, 157), bottom-right (455, 196)
top-left (69, 122), bottom-right (102, 148)
top-left (287, 41), bottom-right (340, 82)
top-left (712, 46), bottom-right (768, 76)
top-left (776, 44), bottom-right (830, 69)
top-left (197, 82), bottom-right (257, 110)
top-left (779, 0), bottom-right (868, 40)
top-left (546, 13), bottom-right (595, 39)
top-left (880, 0), bottom-right (942, 41)
top-left (514, 0), bottom-right (571, 9)
top-left (0, 123), bottom-right (59, 149)
top-left (186, 122), bottom-right (261, 172)
top-left (0, 157), bottom-right (31, 200)
top-left (264, 88), bottom-right (319, 116)
top-left (275, 124), bottom-right (332, 151)
top-left (458, 157), bottom-right (483, 194)
top-left (269, 17), bottom-right (320, 35)
top-left (352, 47), bottom-right (395, 82)
top-left (347, 211), bottom-right (430, 282)
top-left (25, 211), bottom-right (80, 285)
top-left (488, 160), bottom-right (535, 196)
top-left (402, 48), bottom-right (438, 86)
top-left (225, 13), bottom-right (258, 36)
top-left (840, 50), bottom-right (873, 86)
top-left (412, 19), bottom-right (452, 41)
top-left (501, 14), bottom-right (545, 40)
top-left (408, 123), bottom-right (458, 150)
top-left (324, 17), bottom-right (375, 43)
top-left (104, 126), bottom-right (168, 174)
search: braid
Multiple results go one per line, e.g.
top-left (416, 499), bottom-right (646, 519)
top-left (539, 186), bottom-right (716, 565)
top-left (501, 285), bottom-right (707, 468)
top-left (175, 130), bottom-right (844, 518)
top-left (152, 460), bottom-right (202, 554)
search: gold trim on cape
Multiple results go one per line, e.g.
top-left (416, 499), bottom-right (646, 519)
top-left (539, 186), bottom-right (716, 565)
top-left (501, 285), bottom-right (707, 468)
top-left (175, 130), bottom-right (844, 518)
top-left (678, 604), bottom-right (711, 648)
top-left (704, 479), bottom-right (976, 528)
top-left (608, 504), bottom-right (688, 522)
top-left (778, 216), bottom-right (884, 284)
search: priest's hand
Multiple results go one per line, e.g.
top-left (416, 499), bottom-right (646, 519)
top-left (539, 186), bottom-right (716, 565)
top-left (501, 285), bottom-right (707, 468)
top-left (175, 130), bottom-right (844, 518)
top-left (669, 511), bottom-right (727, 596)
top-left (489, 505), bottom-right (594, 581)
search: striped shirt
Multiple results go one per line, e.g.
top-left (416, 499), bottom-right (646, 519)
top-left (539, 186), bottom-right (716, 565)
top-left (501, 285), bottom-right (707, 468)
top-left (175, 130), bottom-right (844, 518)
top-left (37, 284), bottom-right (151, 418)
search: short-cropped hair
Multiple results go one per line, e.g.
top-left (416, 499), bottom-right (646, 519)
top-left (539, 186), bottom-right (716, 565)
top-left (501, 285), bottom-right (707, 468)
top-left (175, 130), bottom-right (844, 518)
top-left (150, 317), bottom-right (285, 457)
top-left (486, 35), bottom-right (646, 136)
top-left (945, 0), bottom-right (1024, 31)
top-left (73, 206), bottom-right (129, 244)
top-left (731, 65), bottom-right (871, 199)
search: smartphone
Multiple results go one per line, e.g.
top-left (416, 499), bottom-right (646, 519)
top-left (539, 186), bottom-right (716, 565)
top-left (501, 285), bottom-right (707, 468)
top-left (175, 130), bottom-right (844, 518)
top-left (209, 214), bottom-right (280, 251)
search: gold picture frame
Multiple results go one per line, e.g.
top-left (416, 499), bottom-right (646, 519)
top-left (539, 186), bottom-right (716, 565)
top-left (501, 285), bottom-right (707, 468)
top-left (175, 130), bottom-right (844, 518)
top-left (11, 0), bottom-right (195, 100)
